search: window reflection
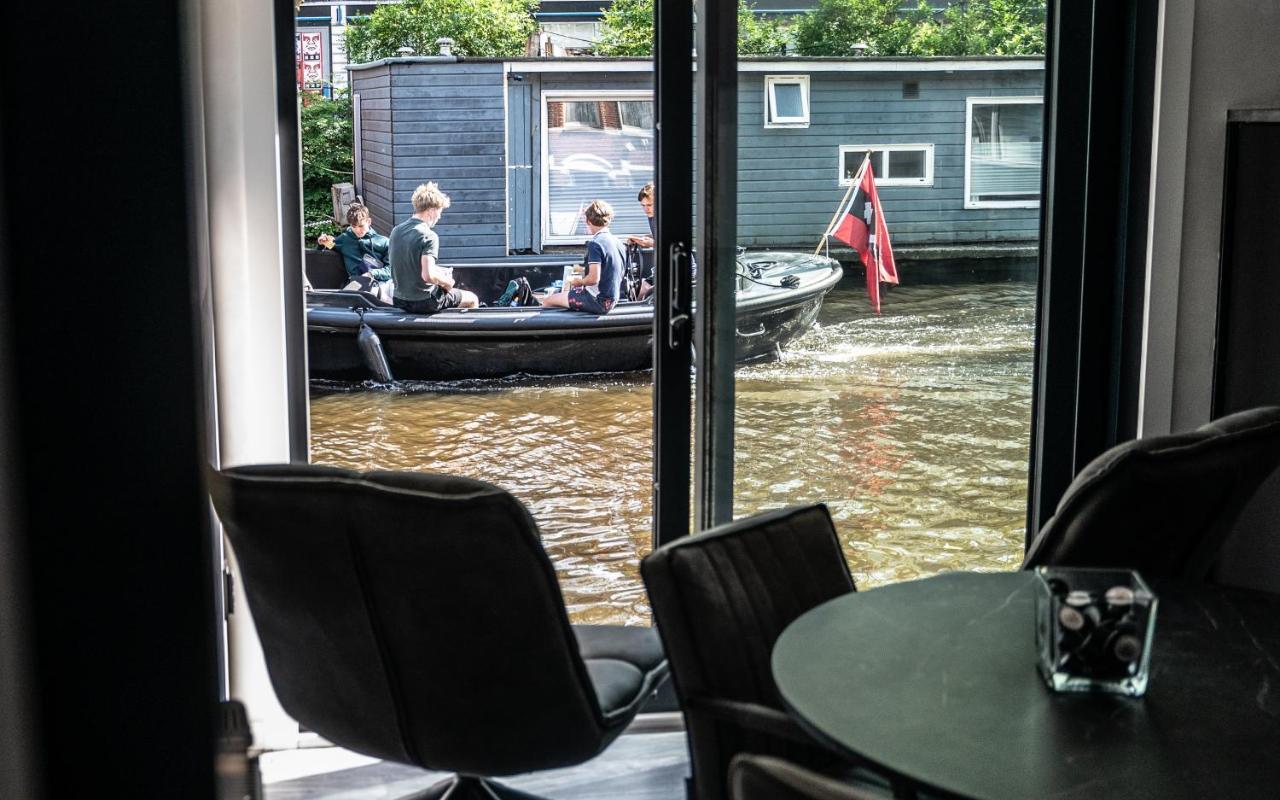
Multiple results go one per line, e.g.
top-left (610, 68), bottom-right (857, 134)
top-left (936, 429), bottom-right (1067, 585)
top-left (545, 96), bottom-right (654, 242)
top-left (967, 98), bottom-right (1043, 207)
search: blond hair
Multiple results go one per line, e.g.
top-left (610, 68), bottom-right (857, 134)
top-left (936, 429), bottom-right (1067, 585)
top-left (412, 182), bottom-right (452, 213)
top-left (584, 199), bottom-right (614, 227)
top-left (637, 183), bottom-right (654, 202)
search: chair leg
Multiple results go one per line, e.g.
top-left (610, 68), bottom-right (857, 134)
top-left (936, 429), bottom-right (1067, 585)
top-left (400, 775), bottom-right (553, 800)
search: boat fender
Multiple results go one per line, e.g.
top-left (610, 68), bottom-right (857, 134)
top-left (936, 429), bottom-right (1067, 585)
top-left (356, 321), bottom-right (395, 384)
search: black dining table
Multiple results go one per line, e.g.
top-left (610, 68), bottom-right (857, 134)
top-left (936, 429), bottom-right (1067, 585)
top-left (772, 571), bottom-right (1280, 800)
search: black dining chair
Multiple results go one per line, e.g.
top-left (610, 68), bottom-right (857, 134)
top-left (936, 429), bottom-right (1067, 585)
top-left (207, 463), bottom-right (668, 800)
top-left (1022, 405), bottom-right (1280, 579)
top-left (730, 754), bottom-right (891, 800)
top-left (641, 504), bottom-right (863, 800)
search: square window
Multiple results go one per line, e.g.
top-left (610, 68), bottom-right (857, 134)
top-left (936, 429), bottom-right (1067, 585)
top-left (839, 145), bottom-right (933, 187)
top-left (765, 75), bottom-right (810, 128)
top-left (966, 97), bottom-right (1043, 208)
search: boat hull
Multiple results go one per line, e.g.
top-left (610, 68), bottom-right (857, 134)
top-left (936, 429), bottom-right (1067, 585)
top-left (307, 252), bottom-right (841, 381)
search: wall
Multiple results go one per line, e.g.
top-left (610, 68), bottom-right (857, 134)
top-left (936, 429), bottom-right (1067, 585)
top-left (355, 60), bottom-right (509, 259)
top-left (352, 64), bottom-right (394, 228)
top-left (1169, 0), bottom-right (1280, 430)
top-left (1145, 0), bottom-right (1280, 591)
top-left (509, 61), bottom-right (1043, 254)
top-left (736, 68), bottom-right (1045, 249)
top-left (528, 69), bottom-right (653, 251)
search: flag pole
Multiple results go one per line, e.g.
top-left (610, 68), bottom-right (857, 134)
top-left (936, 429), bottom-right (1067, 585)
top-left (814, 180), bottom-right (856, 255)
top-left (813, 152), bottom-right (872, 254)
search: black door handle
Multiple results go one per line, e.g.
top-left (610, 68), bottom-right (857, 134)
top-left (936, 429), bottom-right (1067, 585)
top-left (667, 242), bottom-right (690, 350)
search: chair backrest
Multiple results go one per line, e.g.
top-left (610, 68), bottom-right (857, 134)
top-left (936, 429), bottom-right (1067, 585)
top-left (641, 504), bottom-right (856, 800)
top-left (208, 464), bottom-right (610, 775)
top-left (729, 755), bottom-right (885, 800)
top-left (1022, 406), bottom-right (1280, 579)
top-left (305, 248), bottom-right (349, 290)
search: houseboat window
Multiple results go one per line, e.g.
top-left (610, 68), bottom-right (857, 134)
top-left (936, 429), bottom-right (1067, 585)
top-left (838, 145), bottom-right (934, 187)
top-left (764, 75), bottom-right (810, 128)
top-left (965, 97), bottom-right (1044, 208)
top-left (543, 93), bottom-right (654, 243)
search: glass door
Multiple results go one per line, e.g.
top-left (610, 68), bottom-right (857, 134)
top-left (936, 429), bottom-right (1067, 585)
top-left (305, 12), bottom-right (692, 626)
top-left (693, 6), bottom-right (1051, 588)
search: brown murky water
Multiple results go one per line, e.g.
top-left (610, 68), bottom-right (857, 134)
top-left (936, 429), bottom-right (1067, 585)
top-left (309, 279), bottom-right (1037, 625)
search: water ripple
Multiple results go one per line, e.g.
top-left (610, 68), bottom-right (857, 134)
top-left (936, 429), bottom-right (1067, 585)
top-left (310, 280), bottom-right (1037, 625)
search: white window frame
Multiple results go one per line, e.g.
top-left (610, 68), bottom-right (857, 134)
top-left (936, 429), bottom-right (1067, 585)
top-left (838, 144), bottom-right (934, 187)
top-left (964, 95), bottom-right (1044, 209)
top-left (540, 89), bottom-right (654, 245)
top-left (764, 75), bottom-right (810, 128)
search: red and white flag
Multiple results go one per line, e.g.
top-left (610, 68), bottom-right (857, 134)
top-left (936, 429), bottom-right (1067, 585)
top-left (829, 161), bottom-right (898, 313)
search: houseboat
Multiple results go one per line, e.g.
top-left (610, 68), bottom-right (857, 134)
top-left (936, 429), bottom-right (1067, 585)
top-left (348, 54), bottom-right (1045, 270)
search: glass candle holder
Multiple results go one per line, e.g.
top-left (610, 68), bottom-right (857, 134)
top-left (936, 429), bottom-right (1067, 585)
top-left (1034, 567), bottom-right (1158, 697)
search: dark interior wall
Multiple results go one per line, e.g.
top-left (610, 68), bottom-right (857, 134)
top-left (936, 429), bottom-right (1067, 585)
top-left (1166, 1), bottom-right (1280, 591)
top-left (0, 2), bottom-right (217, 797)
top-left (1210, 116), bottom-right (1280, 592)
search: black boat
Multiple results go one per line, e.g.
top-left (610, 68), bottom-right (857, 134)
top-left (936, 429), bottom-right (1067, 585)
top-left (305, 250), bottom-right (842, 381)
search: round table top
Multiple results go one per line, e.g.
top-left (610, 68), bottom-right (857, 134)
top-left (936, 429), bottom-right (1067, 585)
top-left (773, 571), bottom-right (1280, 800)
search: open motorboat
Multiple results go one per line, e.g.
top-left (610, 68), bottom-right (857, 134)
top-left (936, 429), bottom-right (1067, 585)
top-left (304, 250), bottom-right (842, 382)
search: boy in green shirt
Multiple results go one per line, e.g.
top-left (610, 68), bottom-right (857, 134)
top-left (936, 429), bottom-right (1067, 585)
top-left (318, 203), bottom-right (391, 285)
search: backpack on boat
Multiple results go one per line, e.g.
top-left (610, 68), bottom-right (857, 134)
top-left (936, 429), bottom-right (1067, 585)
top-left (496, 277), bottom-right (540, 307)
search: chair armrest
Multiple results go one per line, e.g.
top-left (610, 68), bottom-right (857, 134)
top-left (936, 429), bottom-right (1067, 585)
top-left (686, 697), bottom-right (817, 746)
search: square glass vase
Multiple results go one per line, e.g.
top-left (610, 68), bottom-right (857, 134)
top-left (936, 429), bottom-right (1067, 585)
top-left (1034, 567), bottom-right (1158, 697)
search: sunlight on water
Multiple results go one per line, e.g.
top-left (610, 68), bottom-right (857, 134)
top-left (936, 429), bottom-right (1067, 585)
top-left (309, 280), bottom-right (1037, 625)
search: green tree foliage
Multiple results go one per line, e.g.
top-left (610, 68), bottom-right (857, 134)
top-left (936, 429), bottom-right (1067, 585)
top-left (793, 0), bottom-right (912, 56)
top-left (344, 0), bottom-right (538, 62)
top-left (738, 4), bottom-right (790, 56)
top-left (595, 0), bottom-right (654, 56)
top-left (795, 0), bottom-right (1044, 57)
top-left (299, 93), bottom-right (353, 239)
top-left (596, 0), bottom-right (790, 56)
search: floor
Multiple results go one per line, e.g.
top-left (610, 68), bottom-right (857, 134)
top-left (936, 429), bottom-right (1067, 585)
top-left (260, 731), bottom-right (690, 800)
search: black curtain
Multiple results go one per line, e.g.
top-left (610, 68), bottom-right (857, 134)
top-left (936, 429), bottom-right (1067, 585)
top-left (0, 3), bottom-right (218, 797)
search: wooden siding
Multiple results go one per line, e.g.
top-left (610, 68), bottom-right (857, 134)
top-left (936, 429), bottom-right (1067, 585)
top-left (736, 70), bottom-right (1045, 248)
top-left (358, 60), bottom-right (1044, 257)
top-left (356, 61), bottom-right (509, 259)
top-left (528, 71), bottom-right (654, 251)
top-left (352, 65), bottom-right (392, 230)
top-left (514, 66), bottom-right (1041, 252)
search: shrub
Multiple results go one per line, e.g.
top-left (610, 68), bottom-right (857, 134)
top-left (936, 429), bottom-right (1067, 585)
top-left (299, 92), bottom-right (353, 241)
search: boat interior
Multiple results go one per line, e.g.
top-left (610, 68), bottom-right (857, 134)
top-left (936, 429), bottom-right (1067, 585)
top-left (3, 1), bottom-right (1280, 799)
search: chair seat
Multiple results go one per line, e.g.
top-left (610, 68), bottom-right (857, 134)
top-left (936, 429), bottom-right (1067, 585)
top-left (573, 625), bottom-right (668, 724)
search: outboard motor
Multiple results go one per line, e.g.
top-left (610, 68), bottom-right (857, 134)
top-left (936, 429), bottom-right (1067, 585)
top-left (355, 313), bottom-right (394, 384)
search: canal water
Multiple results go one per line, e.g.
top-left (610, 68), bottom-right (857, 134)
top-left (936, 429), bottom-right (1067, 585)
top-left (310, 277), bottom-right (1037, 625)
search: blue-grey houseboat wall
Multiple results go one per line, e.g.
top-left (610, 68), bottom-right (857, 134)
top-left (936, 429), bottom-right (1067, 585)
top-left (735, 65), bottom-right (1044, 249)
top-left (350, 58), bottom-right (1043, 259)
top-left (351, 60), bottom-right (510, 259)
